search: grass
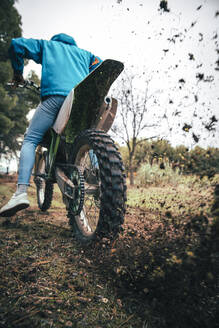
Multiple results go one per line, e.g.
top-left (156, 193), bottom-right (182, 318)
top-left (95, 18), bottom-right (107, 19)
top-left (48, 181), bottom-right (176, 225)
top-left (135, 162), bottom-right (182, 186)
top-left (127, 181), bottom-right (214, 217)
top-left (0, 181), bottom-right (15, 199)
top-left (130, 164), bottom-right (218, 218)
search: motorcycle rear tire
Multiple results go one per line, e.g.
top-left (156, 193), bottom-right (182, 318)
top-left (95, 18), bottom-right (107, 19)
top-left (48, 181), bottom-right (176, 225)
top-left (67, 129), bottom-right (126, 243)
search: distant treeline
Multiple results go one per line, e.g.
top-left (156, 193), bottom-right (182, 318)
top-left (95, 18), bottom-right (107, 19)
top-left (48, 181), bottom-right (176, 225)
top-left (120, 139), bottom-right (219, 178)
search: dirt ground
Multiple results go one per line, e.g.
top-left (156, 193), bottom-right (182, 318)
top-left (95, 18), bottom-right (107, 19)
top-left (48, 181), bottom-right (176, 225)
top-left (0, 176), bottom-right (218, 328)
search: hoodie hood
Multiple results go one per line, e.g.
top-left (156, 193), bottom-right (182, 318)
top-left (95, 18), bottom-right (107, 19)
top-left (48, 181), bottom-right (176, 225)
top-left (51, 33), bottom-right (77, 46)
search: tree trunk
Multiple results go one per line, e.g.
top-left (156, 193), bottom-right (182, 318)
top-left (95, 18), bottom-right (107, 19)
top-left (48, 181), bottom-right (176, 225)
top-left (128, 151), bottom-right (135, 186)
top-left (129, 167), bottom-right (134, 185)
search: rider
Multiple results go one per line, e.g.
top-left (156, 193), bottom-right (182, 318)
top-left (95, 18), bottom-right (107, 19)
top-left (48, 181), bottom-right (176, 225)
top-left (0, 33), bottom-right (102, 217)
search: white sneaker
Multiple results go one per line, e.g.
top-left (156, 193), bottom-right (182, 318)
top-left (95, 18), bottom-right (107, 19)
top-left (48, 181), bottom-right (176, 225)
top-left (0, 193), bottom-right (30, 217)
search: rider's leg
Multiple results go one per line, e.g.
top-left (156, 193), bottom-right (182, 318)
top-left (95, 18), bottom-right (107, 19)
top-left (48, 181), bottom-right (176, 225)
top-left (17, 96), bottom-right (65, 188)
top-left (15, 184), bottom-right (27, 195)
top-left (0, 96), bottom-right (65, 217)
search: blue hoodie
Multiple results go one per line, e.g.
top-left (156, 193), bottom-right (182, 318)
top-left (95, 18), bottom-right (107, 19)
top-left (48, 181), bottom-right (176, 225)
top-left (8, 33), bottom-right (102, 98)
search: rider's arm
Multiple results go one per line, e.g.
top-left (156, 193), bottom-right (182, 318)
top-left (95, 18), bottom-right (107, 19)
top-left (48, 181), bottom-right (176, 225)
top-left (89, 55), bottom-right (102, 73)
top-left (8, 37), bottom-right (43, 76)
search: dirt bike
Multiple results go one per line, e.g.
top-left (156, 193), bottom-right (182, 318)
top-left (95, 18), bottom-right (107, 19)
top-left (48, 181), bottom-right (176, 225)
top-left (11, 59), bottom-right (126, 244)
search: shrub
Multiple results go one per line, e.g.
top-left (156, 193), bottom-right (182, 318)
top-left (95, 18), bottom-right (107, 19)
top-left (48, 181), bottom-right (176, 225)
top-left (136, 162), bottom-right (181, 187)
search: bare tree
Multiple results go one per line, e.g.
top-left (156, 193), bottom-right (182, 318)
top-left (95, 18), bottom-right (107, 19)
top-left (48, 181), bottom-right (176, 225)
top-left (111, 72), bottom-right (159, 185)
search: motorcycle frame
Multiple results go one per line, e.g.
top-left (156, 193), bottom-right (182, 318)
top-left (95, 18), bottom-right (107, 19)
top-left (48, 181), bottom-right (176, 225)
top-left (36, 95), bottom-right (118, 181)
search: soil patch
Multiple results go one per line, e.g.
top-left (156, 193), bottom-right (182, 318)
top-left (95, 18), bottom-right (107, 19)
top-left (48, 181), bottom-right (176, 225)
top-left (0, 179), bottom-right (218, 327)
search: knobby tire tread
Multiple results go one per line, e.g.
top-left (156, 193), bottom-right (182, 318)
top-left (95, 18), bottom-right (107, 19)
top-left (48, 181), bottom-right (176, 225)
top-left (37, 181), bottom-right (54, 211)
top-left (35, 153), bottom-right (54, 212)
top-left (68, 129), bottom-right (126, 243)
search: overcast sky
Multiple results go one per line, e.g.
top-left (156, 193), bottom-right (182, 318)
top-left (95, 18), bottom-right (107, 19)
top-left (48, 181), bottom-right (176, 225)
top-left (14, 0), bottom-right (219, 149)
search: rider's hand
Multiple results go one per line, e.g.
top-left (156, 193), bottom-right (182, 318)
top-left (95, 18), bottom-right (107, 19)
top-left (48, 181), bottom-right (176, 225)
top-left (12, 74), bottom-right (25, 87)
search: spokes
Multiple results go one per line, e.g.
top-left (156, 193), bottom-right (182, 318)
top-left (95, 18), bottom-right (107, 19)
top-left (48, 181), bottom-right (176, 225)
top-left (81, 193), bottom-right (100, 230)
top-left (79, 210), bottom-right (92, 232)
top-left (75, 147), bottom-right (101, 233)
top-left (38, 180), bottom-right (45, 203)
top-left (36, 157), bottom-right (46, 204)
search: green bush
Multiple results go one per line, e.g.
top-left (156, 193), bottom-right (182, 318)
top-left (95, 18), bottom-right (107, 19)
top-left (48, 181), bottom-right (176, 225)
top-left (136, 162), bottom-right (181, 187)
